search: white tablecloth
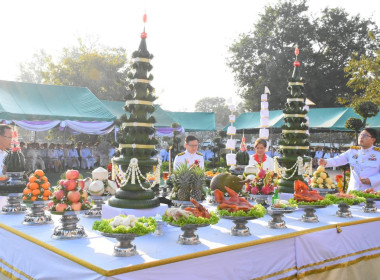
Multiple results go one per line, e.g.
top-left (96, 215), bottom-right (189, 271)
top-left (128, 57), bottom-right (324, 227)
top-left (1, 200), bottom-right (380, 280)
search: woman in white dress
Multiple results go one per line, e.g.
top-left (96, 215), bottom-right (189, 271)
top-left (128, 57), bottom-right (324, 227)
top-left (247, 138), bottom-right (274, 172)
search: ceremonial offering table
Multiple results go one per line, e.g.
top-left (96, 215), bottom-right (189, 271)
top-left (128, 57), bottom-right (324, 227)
top-left (1, 202), bottom-right (380, 280)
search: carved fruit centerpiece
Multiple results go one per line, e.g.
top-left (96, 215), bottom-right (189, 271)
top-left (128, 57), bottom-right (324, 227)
top-left (48, 170), bottom-right (91, 212)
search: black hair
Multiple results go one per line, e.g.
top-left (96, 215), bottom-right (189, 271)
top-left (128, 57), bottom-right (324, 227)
top-left (185, 135), bottom-right (199, 144)
top-left (0, 124), bottom-right (12, 136)
top-left (362, 128), bottom-right (377, 140)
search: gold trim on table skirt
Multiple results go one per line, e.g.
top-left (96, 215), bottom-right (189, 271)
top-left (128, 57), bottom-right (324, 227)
top-left (1, 217), bottom-right (380, 277)
top-left (0, 257), bottom-right (34, 280)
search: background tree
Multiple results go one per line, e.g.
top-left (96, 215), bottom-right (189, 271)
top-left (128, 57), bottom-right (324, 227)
top-left (227, 0), bottom-right (379, 111)
top-left (344, 33), bottom-right (380, 105)
top-left (18, 38), bottom-right (131, 101)
top-left (195, 97), bottom-right (229, 129)
top-left (345, 101), bottom-right (379, 141)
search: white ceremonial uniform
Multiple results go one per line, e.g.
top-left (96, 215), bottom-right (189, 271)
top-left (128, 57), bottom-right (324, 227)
top-left (248, 155), bottom-right (275, 173)
top-left (325, 146), bottom-right (380, 192)
top-left (173, 150), bottom-right (204, 170)
top-left (0, 150), bottom-right (8, 175)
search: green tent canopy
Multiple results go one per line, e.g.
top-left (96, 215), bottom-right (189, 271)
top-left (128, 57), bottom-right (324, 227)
top-left (165, 111), bottom-right (216, 131)
top-left (0, 80), bottom-right (115, 121)
top-left (101, 100), bottom-right (176, 127)
top-left (228, 107), bottom-right (380, 131)
top-left (101, 100), bottom-right (216, 132)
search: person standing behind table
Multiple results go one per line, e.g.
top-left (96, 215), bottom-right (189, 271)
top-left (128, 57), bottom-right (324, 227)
top-left (248, 138), bottom-right (274, 173)
top-left (0, 124), bottom-right (13, 175)
top-left (319, 128), bottom-right (380, 192)
top-left (173, 135), bottom-right (204, 170)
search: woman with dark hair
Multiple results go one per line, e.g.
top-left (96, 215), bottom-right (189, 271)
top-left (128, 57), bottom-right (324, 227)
top-left (247, 138), bottom-right (274, 172)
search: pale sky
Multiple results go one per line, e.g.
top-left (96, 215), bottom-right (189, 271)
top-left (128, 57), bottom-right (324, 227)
top-left (0, 0), bottom-right (379, 112)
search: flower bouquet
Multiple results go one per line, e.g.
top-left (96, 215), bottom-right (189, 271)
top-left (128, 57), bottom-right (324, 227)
top-left (245, 169), bottom-right (278, 195)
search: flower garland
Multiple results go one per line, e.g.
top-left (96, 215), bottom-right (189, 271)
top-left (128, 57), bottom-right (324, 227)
top-left (273, 156), bottom-right (312, 180)
top-left (254, 153), bottom-right (267, 164)
top-left (113, 158), bottom-right (161, 189)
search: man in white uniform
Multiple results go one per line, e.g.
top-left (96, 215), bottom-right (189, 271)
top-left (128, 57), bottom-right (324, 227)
top-left (0, 125), bottom-right (13, 175)
top-left (319, 128), bottom-right (380, 192)
top-left (173, 135), bottom-right (204, 170)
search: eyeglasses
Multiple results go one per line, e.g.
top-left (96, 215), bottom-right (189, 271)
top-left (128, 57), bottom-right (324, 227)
top-left (0, 134), bottom-right (12, 139)
top-left (359, 134), bottom-right (373, 139)
top-left (188, 144), bottom-right (198, 147)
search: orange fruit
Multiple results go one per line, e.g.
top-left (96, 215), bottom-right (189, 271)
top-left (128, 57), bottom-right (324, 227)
top-left (43, 190), bottom-right (51, 197)
top-left (40, 176), bottom-right (48, 182)
top-left (34, 170), bottom-right (44, 177)
top-left (30, 196), bottom-right (37, 201)
top-left (29, 183), bottom-right (39, 190)
top-left (32, 189), bottom-right (40, 196)
top-left (42, 196), bottom-right (48, 201)
top-left (29, 176), bottom-right (37, 183)
top-left (22, 196), bottom-right (27, 200)
top-left (41, 182), bottom-right (50, 189)
top-left (23, 189), bottom-right (31, 195)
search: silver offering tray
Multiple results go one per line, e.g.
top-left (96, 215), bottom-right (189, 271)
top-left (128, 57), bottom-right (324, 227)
top-left (336, 202), bottom-right (352, 218)
top-left (267, 207), bottom-right (297, 229)
top-left (23, 201), bottom-right (53, 225)
top-left (206, 195), bottom-right (218, 205)
top-left (101, 232), bottom-right (142, 257)
top-left (363, 198), bottom-right (378, 213)
top-left (1, 193), bottom-right (27, 214)
top-left (171, 200), bottom-right (197, 209)
top-left (311, 188), bottom-right (338, 196)
top-left (298, 204), bottom-right (326, 223)
top-left (252, 194), bottom-right (272, 208)
top-left (221, 216), bottom-right (258, 236)
top-left (170, 223), bottom-right (209, 245)
top-left (82, 195), bottom-right (110, 218)
top-left (51, 211), bottom-right (86, 239)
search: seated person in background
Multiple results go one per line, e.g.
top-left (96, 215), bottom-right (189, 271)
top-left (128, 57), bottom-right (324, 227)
top-left (48, 143), bottom-right (62, 172)
top-left (80, 143), bottom-right (95, 170)
top-left (248, 138), bottom-right (274, 173)
top-left (68, 144), bottom-right (80, 169)
top-left (173, 135), bottom-right (204, 170)
top-left (32, 143), bottom-right (45, 171)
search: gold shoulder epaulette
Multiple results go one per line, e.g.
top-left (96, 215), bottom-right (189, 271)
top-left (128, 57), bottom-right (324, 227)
top-left (374, 147), bottom-right (380, 152)
top-left (350, 146), bottom-right (361, 150)
top-left (177, 152), bottom-right (185, 156)
top-left (196, 152), bottom-right (203, 156)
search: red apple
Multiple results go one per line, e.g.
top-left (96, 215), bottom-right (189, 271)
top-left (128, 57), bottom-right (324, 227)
top-left (59, 180), bottom-right (65, 186)
top-left (66, 170), bottom-right (79, 180)
top-left (71, 202), bottom-right (82, 211)
top-left (67, 191), bottom-right (81, 203)
top-left (64, 179), bottom-right (77, 191)
top-left (55, 203), bottom-right (68, 212)
top-left (55, 190), bottom-right (65, 200)
top-left (78, 180), bottom-right (85, 190)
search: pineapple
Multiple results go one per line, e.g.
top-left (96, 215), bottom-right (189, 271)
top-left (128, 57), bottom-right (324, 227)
top-left (190, 166), bottom-right (205, 201)
top-left (173, 164), bottom-right (192, 201)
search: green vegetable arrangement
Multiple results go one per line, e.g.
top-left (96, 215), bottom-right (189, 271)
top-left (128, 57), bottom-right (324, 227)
top-left (325, 194), bottom-right (366, 206)
top-left (93, 216), bottom-right (156, 235)
top-left (289, 198), bottom-right (334, 206)
top-left (162, 212), bottom-right (219, 227)
top-left (350, 190), bottom-right (380, 199)
top-left (217, 204), bottom-right (266, 217)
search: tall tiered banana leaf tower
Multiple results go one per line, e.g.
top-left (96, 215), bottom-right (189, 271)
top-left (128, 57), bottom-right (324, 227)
top-left (274, 45), bottom-right (312, 193)
top-left (108, 15), bottom-right (160, 209)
